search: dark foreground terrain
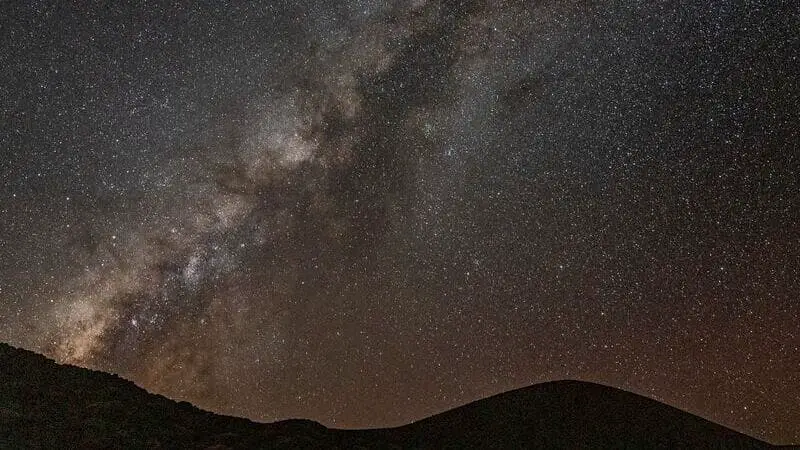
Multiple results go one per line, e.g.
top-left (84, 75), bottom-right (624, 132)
top-left (0, 342), bottom-right (779, 449)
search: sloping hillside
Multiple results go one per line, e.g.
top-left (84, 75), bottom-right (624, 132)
top-left (0, 342), bottom-right (776, 449)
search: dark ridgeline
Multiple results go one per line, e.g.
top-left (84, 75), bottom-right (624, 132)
top-left (0, 342), bottom-right (782, 449)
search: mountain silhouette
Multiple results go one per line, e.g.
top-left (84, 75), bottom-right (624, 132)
top-left (0, 342), bottom-right (781, 449)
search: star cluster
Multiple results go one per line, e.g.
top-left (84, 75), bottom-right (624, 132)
top-left (1, 0), bottom-right (798, 444)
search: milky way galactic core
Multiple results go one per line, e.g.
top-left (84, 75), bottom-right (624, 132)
top-left (1, 0), bottom-right (798, 444)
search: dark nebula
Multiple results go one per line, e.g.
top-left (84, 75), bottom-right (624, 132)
top-left (1, 0), bottom-right (798, 444)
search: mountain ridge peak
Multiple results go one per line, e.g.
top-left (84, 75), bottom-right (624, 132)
top-left (0, 342), bottom-right (778, 448)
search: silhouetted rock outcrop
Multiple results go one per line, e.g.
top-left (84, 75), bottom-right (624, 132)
top-left (0, 342), bottom-right (776, 449)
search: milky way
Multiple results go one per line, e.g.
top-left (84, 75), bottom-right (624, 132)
top-left (1, 0), bottom-right (798, 444)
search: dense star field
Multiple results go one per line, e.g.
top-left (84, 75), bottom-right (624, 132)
top-left (1, 0), bottom-right (798, 444)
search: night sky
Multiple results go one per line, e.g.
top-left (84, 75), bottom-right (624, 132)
top-left (1, 0), bottom-right (798, 444)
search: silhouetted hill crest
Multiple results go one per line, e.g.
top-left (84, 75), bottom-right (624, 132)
top-left (0, 342), bottom-right (777, 449)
